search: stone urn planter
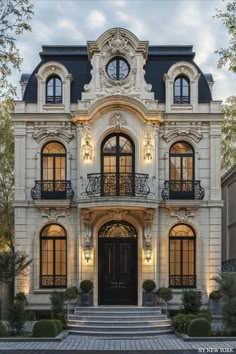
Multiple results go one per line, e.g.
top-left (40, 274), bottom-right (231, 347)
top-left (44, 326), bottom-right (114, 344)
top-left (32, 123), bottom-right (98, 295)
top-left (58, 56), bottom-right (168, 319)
top-left (79, 280), bottom-right (93, 307)
top-left (209, 290), bottom-right (224, 316)
top-left (142, 280), bottom-right (157, 306)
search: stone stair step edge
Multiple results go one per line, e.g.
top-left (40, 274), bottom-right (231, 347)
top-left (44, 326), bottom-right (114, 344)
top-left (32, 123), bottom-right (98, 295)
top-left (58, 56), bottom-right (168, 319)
top-left (73, 311), bottom-right (162, 315)
top-left (68, 319), bottom-right (169, 323)
top-left (74, 307), bottom-right (162, 311)
top-left (70, 315), bottom-right (166, 320)
top-left (67, 324), bottom-right (172, 330)
top-left (68, 329), bottom-right (174, 336)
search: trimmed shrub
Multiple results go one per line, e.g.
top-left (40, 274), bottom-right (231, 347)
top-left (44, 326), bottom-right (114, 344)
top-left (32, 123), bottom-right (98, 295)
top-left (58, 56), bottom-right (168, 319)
top-left (188, 318), bottom-right (211, 337)
top-left (15, 292), bottom-right (27, 303)
top-left (80, 280), bottom-right (93, 293)
top-left (65, 287), bottom-right (79, 301)
top-left (158, 287), bottom-right (173, 302)
top-left (8, 301), bottom-right (25, 335)
top-left (142, 280), bottom-right (156, 292)
top-left (32, 320), bottom-right (58, 337)
top-left (222, 296), bottom-right (236, 334)
top-left (209, 289), bottom-right (222, 300)
top-left (50, 291), bottom-right (66, 328)
top-left (52, 319), bottom-right (63, 334)
top-left (197, 311), bottom-right (212, 322)
top-left (172, 313), bottom-right (196, 333)
top-left (0, 322), bottom-right (8, 337)
top-left (182, 289), bottom-right (202, 314)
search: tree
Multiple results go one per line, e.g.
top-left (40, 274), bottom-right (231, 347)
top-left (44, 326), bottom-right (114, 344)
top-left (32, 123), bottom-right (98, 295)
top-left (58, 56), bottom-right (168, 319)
top-left (0, 0), bottom-right (34, 98)
top-left (0, 99), bottom-right (14, 251)
top-left (221, 96), bottom-right (236, 171)
top-left (215, 0), bottom-right (236, 73)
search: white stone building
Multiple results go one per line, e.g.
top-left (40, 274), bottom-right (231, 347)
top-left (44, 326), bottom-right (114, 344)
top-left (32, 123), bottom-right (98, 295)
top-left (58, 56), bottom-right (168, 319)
top-left (13, 28), bottom-right (223, 313)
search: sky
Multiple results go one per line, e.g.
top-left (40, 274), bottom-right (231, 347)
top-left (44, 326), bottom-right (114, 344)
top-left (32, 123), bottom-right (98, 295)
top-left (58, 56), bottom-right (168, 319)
top-left (14, 0), bottom-right (236, 101)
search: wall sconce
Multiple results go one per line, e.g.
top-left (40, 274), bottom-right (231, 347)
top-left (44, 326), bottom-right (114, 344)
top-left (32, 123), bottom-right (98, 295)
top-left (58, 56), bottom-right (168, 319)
top-left (84, 247), bottom-right (91, 263)
top-left (82, 140), bottom-right (92, 160)
top-left (144, 140), bottom-right (153, 160)
top-left (145, 248), bottom-right (152, 263)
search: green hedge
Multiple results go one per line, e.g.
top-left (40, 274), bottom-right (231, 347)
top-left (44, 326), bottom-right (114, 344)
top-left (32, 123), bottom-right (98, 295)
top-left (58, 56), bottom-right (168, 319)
top-left (143, 280), bottom-right (156, 292)
top-left (173, 312), bottom-right (212, 334)
top-left (0, 322), bottom-right (8, 337)
top-left (188, 318), bottom-right (211, 337)
top-left (52, 319), bottom-right (63, 334)
top-left (32, 320), bottom-right (58, 337)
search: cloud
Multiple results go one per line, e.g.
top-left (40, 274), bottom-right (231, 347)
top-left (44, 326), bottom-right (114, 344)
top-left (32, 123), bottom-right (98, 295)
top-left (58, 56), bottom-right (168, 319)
top-left (115, 11), bottom-right (149, 38)
top-left (86, 10), bottom-right (107, 29)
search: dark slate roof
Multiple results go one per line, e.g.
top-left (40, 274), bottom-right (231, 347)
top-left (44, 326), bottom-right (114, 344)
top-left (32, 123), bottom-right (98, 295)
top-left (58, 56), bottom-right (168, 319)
top-left (204, 73), bottom-right (214, 82)
top-left (23, 44), bottom-right (212, 103)
top-left (20, 73), bottom-right (31, 82)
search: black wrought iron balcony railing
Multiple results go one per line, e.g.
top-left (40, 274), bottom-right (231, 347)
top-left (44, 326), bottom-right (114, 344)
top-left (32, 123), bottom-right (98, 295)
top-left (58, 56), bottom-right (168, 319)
top-left (174, 96), bottom-right (190, 104)
top-left (40, 275), bottom-right (67, 288)
top-left (31, 180), bottom-right (74, 200)
top-left (161, 180), bottom-right (205, 200)
top-left (85, 173), bottom-right (150, 197)
top-left (169, 275), bottom-right (197, 288)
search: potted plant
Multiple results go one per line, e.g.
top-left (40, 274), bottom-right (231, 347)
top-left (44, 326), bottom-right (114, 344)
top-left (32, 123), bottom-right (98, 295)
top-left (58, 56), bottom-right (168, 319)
top-left (209, 289), bottom-right (223, 315)
top-left (65, 286), bottom-right (79, 318)
top-left (143, 280), bottom-right (157, 306)
top-left (79, 280), bottom-right (93, 306)
top-left (157, 287), bottom-right (173, 315)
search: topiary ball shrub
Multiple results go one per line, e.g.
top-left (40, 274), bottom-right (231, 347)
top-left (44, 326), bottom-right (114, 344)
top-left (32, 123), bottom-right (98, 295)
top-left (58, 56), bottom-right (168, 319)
top-left (52, 319), bottom-right (63, 335)
top-left (0, 322), bottom-right (8, 337)
top-left (14, 292), bottom-right (27, 303)
top-left (209, 290), bottom-right (222, 300)
top-left (188, 318), bottom-right (211, 337)
top-left (158, 287), bottom-right (173, 302)
top-left (32, 320), bottom-right (58, 337)
top-left (172, 313), bottom-right (196, 333)
top-left (65, 286), bottom-right (79, 301)
top-left (80, 280), bottom-right (93, 293)
top-left (143, 280), bottom-right (156, 292)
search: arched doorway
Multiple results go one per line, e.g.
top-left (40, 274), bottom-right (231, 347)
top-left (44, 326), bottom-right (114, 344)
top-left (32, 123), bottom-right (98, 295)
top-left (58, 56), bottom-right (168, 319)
top-left (98, 220), bottom-right (137, 305)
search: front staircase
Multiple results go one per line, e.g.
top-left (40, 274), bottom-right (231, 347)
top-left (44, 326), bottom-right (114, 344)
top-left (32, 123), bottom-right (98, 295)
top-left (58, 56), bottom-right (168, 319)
top-left (67, 306), bottom-right (173, 337)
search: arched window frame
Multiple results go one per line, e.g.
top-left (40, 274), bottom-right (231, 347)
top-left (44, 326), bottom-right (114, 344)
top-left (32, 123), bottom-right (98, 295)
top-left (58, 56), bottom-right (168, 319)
top-left (173, 75), bottom-right (190, 104)
top-left (36, 61), bottom-right (72, 113)
top-left (164, 61), bottom-right (200, 113)
top-left (101, 133), bottom-right (135, 196)
top-left (40, 224), bottom-right (67, 288)
top-left (169, 141), bottom-right (194, 199)
top-left (169, 224), bottom-right (196, 288)
top-left (46, 75), bottom-right (62, 104)
top-left (41, 141), bottom-right (67, 199)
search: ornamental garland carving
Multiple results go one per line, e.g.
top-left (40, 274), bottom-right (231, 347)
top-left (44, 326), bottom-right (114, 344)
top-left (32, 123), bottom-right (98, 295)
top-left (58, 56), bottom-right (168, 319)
top-left (40, 208), bottom-right (69, 221)
top-left (168, 208), bottom-right (196, 221)
top-left (32, 127), bottom-right (74, 143)
top-left (162, 128), bottom-right (202, 143)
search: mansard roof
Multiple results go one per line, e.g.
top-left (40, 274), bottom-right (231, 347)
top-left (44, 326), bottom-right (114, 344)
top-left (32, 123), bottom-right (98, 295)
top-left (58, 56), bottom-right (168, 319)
top-left (22, 34), bottom-right (212, 104)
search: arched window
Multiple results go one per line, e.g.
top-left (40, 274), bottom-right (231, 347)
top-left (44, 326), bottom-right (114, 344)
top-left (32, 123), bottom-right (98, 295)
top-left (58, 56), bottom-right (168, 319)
top-left (40, 224), bottom-right (67, 288)
top-left (101, 133), bottom-right (135, 196)
top-left (41, 142), bottom-right (66, 199)
top-left (174, 76), bottom-right (190, 104)
top-left (46, 75), bottom-right (62, 104)
top-left (169, 142), bottom-right (194, 199)
top-left (169, 224), bottom-right (196, 288)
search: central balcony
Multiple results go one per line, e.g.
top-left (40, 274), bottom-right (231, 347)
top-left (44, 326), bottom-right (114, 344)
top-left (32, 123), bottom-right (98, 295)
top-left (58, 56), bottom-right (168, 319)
top-left (85, 173), bottom-right (150, 197)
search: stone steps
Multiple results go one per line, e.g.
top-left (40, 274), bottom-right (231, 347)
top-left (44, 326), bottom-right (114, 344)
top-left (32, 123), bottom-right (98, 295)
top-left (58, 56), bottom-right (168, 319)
top-left (68, 306), bottom-right (173, 337)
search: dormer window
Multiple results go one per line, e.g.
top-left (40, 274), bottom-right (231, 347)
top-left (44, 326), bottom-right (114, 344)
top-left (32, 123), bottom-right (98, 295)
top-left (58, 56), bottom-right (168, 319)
top-left (106, 57), bottom-right (130, 81)
top-left (46, 75), bottom-right (62, 104)
top-left (174, 76), bottom-right (190, 104)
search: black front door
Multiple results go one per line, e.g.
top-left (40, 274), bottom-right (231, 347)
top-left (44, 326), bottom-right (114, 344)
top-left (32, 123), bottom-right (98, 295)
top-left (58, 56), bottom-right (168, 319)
top-left (99, 237), bottom-right (137, 305)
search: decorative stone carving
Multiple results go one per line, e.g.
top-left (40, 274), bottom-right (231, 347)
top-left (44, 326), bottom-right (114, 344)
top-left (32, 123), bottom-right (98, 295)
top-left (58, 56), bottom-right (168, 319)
top-left (81, 208), bottom-right (93, 248)
top-left (107, 209), bottom-right (129, 220)
top-left (169, 208), bottom-right (196, 221)
top-left (162, 128), bottom-right (202, 143)
top-left (109, 112), bottom-right (127, 130)
top-left (143, 208), bottom-right (154, 248)
top-left (40, 208), bottom-right (69, 221)
top-left (107, 29), bottom-right (130, 55)
top-left (33, 126), bottom-right (74, 143)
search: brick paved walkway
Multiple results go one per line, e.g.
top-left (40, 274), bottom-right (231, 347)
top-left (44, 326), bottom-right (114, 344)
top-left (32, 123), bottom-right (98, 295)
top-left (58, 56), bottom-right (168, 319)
top-left (0, 334), bottom-right (235, 352)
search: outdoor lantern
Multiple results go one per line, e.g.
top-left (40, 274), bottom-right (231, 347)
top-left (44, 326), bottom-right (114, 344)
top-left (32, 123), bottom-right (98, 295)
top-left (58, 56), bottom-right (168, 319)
top-left (84, 248), bottom-right (91, 263)
top-left (145, 248), bottom-right (152, 262)
top-left (144, 140), bottom-right (153, 160)
top-left (82, 140), bottom-right (92, 160)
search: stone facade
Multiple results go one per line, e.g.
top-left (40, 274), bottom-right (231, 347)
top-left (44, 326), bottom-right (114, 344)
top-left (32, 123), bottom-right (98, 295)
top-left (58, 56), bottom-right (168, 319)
top-left (13, 28), bottom-right (223, 311)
